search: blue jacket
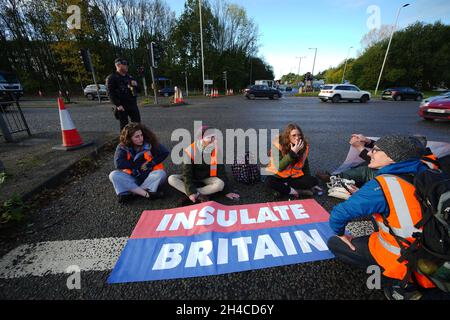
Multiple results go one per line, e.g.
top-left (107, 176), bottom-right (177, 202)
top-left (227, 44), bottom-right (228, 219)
top-left (114, 142), bottom-right (169, 184)
top-left (329, 159), bottom-right (428, 236)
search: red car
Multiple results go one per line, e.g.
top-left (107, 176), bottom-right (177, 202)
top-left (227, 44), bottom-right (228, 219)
top-left (419, 97), bottom-right (450, 121)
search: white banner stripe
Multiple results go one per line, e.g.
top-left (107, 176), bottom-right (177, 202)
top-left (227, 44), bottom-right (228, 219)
top-left (59, 109), bottom-right (76, 131)
top-left (0, 237), bottom-right (128, 279)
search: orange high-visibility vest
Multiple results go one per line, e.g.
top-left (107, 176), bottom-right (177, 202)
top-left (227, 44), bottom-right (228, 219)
top-left (122, 149), bottom-right (164, 175)
top-left (266, 141), bottom-right (309, 178)
top-left (421, 153), bottom-right (439, 170)
top-left (184, 142), bottom-right (217, 177)
top-left (369, 174), bottom-right (435, 288)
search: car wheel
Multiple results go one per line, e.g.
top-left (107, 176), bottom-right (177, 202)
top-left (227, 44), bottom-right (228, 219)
top-left (360, 95), bottom-right (369, 103)
top-left (416, 95), bottom-right (423, 101)
top-left (86, 94), bottom-right (94, 100)
top-left (249, 94), bottom-right (255, 100)
top-left (273, 94), bottom-right (280, 100)
top-left (423, 117), bottom-right (434, 121)
top-left (320, 98), bottom-right (327, 102)
top-left (331, 95), bottom-right (340, 103)
top-left (394, 95), bottom-right (402, 101)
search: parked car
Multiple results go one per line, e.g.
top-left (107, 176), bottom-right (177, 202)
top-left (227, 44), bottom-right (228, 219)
top-left (244, 85), bottom-right (282, 100)
top-left (83, 84), bottom-right (108, 100)
top-left (420, 91), bottom-right (450, 106)
top-left (381, 87), bottom-right (423, 101)
top-left (318, 84), bottom-right (371, 103)
top-left (0, 70), bottom-right (23, 104)
top-left (158, 87), bottom-right (175, 97)
top-left (418, 97), bottom-right (450, 121)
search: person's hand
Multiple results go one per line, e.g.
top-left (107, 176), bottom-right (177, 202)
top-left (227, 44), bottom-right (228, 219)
top-left (131, 80), bottom-right (138, 87)
top-left (225, 193), bottom-right (240, 200)
top-left (189, 194), bottom-right (198, 203)
top-left (116, 105), bottom-right (124, 112)
top-left (290, 139), bottom-right (304, 154)
top-left (338, 234), bottom-right (356, 251)
top-left (140, 162), bottom-right (149, 171)
top-left (352, 134), bottom-right (370, 144)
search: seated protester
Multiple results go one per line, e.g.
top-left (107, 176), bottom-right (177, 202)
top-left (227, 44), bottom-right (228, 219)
top-left (317, 133), bottom-right (439, 187)
top-left (109, 123), bottom-right (169, 203)
top-left (168, 125), bottom-right (240, 206)
top-left (265, 123), bottom-right (322, 198)
top-left (327, 135), bottom-right (439, 300)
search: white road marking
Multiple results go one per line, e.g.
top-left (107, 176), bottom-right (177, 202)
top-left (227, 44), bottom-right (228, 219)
top-left (0, 237), bottom-right (128, 279)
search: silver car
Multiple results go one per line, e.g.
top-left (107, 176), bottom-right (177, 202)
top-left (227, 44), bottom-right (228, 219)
top-left (83, 84), bottom-right (108, 100)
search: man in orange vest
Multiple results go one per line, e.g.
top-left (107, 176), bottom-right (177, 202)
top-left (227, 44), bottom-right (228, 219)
top-left (168, 125), bottom-right (240, 206)
top-left (327, 134), bottom-right (438, 300)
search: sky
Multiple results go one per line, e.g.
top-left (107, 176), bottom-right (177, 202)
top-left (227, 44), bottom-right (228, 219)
top-left (168, 0), bottom-right (450, 79)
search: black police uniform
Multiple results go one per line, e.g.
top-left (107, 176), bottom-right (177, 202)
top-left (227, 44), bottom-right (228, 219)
top-left (106, 71), bottom-right (141, 131)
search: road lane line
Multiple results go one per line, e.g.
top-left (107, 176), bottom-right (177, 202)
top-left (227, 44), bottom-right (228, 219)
top-left (0, 237), bottom-right (128, 279)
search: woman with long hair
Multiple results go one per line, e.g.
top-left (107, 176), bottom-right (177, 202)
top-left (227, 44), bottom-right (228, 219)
top-left (109, 123), bottom-right (169, 203)
top-left (265, 123), bottom-right (321, 198)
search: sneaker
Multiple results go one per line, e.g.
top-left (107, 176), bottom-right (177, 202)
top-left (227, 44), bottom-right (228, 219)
top-left (327, 186), bottom-right (352, 200)
top-left (315, 170), bottom-right (332, 183)
top-left (383, 285), bottom-right (423, 300)
top-left (326, 176), bottom-right (357, 200)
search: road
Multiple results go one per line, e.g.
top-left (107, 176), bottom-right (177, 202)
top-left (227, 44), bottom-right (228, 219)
top-left (0, 96), bottom-right (449, 299)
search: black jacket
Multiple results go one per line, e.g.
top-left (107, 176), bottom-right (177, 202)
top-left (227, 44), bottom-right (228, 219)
top-left (106, 72), bottom-right (138, 107)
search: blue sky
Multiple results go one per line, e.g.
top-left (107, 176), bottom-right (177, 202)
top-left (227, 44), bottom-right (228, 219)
top-left (169, 0), bottom-right (450, 78)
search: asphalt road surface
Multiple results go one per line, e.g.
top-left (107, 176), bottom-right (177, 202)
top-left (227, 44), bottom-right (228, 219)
top-left (0, 96), bottom-right (449, 299)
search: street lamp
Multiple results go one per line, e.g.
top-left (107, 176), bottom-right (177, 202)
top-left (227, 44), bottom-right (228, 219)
top-left (342, 46), bottom-right (354, 84)
top-left (309, 48), bottom-right (318, 91)
top-left (374, 3), bottom-right (410, 95)
top-left (296, 56), bottom-right (306, 75)
top-left (199, 0), bottom-right (206, 95)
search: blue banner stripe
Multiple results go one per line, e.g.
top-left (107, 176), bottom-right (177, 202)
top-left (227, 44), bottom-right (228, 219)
top-left (108, 222), bottom-right (335, 284)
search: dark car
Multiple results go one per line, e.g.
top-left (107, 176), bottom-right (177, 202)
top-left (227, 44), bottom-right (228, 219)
top-left (158, 87), bottom-right (175, 97)
top-left (381, 87), bottom-right (423, 101)
top-left (244, 85), bottom-right (282, 100)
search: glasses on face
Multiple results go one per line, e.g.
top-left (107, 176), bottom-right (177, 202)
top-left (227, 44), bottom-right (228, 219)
top-left (371, 147), bottom-right (382, 154)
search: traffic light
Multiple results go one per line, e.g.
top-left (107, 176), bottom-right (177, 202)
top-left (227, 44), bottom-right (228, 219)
top-left (79, 48), bottom-right (92, 72)
top-left (150, 42), bottom-right (162, 68)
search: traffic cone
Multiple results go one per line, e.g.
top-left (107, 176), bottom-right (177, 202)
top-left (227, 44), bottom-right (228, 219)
top-left (53, 97), bottom-right (93, 151)
top-left (178, 88), bottom-right (184, 104)
top-left (173, 86), bottom-right (179, 103)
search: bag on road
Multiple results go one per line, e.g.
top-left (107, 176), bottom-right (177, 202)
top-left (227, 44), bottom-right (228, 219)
top-left (232, 152), bottom-right (260, 185)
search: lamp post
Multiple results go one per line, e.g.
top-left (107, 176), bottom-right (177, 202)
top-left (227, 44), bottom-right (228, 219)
top-left (374, 3), bottom-right (410, 95)
top-left (296, 56), bottom-right (306, 76)
top-left (199, 0), bottom-right (206, 95)
top-left (309, 47), bottom-right (317, 92)
top-left (342, 46), bottom-right (353, 84)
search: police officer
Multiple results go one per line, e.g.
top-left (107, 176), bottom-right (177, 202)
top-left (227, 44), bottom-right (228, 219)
top-left (106, 58), bottom-right (141, 131)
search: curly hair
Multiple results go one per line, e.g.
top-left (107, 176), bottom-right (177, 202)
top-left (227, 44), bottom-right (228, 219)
top-left (278, 123), bottom-right (308, 157)
top-left (119, 123), bottom-right (159, 149)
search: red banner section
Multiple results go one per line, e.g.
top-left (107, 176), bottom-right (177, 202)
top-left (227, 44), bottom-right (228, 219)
top-left (131, 199), bottom-right (330, 239)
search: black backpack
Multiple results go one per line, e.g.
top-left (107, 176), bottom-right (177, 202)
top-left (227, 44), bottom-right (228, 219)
top-left (231, 152), bottom-right (260, 185)
top-left (385, 169), bottom-right (450, 291)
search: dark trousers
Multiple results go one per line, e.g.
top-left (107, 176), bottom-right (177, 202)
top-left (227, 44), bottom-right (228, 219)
top-left (265, 174), bottom-right (318, 195)
top-left (327, 235), bottom-right (378, 269)
top-left (118, 103), bottom-right (141, 131)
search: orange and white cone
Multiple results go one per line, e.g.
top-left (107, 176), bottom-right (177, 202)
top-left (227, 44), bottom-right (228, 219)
top-left (53, 97), bottom-right (92, 151)
top-left (178, 88), bottom-right (184, 104)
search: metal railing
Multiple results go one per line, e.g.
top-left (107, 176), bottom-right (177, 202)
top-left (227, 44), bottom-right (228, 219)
top-left (0, 95), bottom-right (31, 142)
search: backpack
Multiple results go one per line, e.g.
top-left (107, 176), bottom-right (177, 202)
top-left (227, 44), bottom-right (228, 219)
top-left (385, 169), bottom-right (450, 291)
top-left (231, 152), bottom-right (260, 185)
